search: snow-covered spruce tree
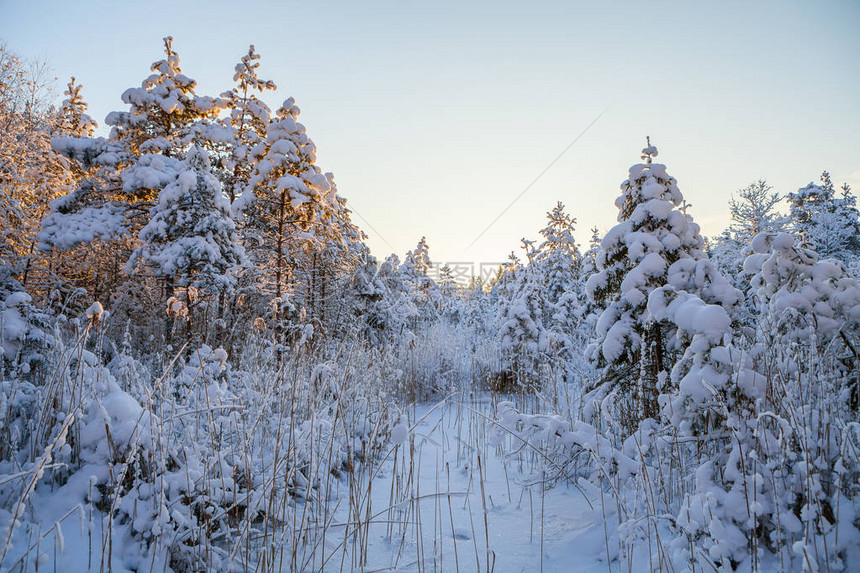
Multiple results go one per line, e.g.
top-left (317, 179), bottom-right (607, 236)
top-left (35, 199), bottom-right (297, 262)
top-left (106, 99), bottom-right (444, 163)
top-left (490, 252), bottom-right (522, 322)
top-left (577, 226), bottom-right (603, 332)
top-left (349, 247), bottom-right (424, 345)
top-left (462, 276), bottom-right (492, 337)
top-left (377, 253), bottom-right (418, 330)
top-left (220, 45), bottom-right (276, 203)
top-left (497, 247), bottom-right (544, 391)
top-left (439, 265), bottom-right (469, 326)
top-left (789, 172), bottom-right (860, 267)
top-left (401, 236), bottom-right (440, 323)
top-left (585, 141), bottom-right (712, 426)
top-left (349, 249), bottom-right (389, 344)
top-left (580, 226), bottom-right (602, 284)
top-left (126, 145), bottom-right (245, 338)
top-left (534, 202), bottom-right (582, 373)
top-left (708, 230), bottom-right (745, 286)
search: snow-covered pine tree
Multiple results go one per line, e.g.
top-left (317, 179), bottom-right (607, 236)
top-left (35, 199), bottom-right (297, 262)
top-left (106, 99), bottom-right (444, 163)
top-left (297, 183), bottom-right (366, 336)
top-left (708, 230), bottom-right (744, 283)
top-left (220, 45), bottom-right (276, 203)
top-left (127, 145), bottom-right (245, 305)
top-left (572, 226), bottom-right (604, 363)
top-left (490, 251), bottom-right (522, 318)
top-left (106, 36), bottom-right (223, 158)
top-left (497, 257), bottom-right (544, 391)
top-left (55, 77), bottom-right (98, 138)
top-left (402, 237), bottom-right (432, 278)
top-left (401, 236), bottom-right (440, 323)
top-left (580, 226), bottom-right (601, 282)
top-left (348, 248), bottom-right (389, 343)
top-left (728, 179), bottom-right (787, 243)
top-left (462, 276), bottom-right (491, 336)
top-left (585, 140), bottom-right (711, 425)
top-left (42, 38), bottom-right (227, 309)
top-left (378, 253), bottom-right (418, 328)
top-left (710, 180), bottom-right (787, 336)
top-left (534, 202), bottom-right (582, 371)
top-left (235, 97), bottom-right (334, 301)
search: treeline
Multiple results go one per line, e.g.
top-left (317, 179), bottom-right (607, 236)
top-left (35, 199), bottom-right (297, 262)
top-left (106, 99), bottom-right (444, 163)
top-left (1, 39), bottom-right (482, 377)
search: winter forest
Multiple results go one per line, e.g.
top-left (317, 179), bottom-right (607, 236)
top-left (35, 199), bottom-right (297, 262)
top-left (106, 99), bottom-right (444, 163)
top-left (1, 35), bottom-right (860, 573)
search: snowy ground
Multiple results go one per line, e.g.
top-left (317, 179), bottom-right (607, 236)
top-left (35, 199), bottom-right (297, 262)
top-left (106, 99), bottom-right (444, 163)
top-left (3, 394), bottom-right (665, 572)
top-left (283, 396), bottom-right (614, 573)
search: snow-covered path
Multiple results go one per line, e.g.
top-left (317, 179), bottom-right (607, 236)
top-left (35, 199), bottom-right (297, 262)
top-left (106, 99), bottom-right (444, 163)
top-left (2, 395), bottom-right (616, 573)
top-left (304, 396), bottom-right (607, 573)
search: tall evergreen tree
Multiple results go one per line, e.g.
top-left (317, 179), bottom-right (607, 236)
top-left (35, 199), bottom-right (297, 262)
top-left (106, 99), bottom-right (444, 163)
top-left (401, 236), bottom-right (439, 322)
top-left (402, 236), bottom-right (432, 278)
top-left (727, 180), bottom-right (787, 243)
top-left (220, 45), bottom-right (276, 203)
top-left (235, 97), bottom-right (334, 300)
top-left (497, 261), bottom-right (544, 389)
top-left (42, 37), bottom-right (226, 305)
top-left (106, 36), bottom-right (223, 158)
top-left (586, 141), bottom-right (711, 423)
top-left (534, 202), bottom-right (582, 367)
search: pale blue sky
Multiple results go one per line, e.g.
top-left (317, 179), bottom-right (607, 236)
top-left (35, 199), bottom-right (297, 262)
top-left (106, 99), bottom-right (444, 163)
top-left (3, 0), bottom-right (859, 273)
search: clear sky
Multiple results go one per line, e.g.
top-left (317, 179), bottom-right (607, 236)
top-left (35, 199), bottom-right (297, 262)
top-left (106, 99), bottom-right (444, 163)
top-left (2, 0), bottom-right (859, 278)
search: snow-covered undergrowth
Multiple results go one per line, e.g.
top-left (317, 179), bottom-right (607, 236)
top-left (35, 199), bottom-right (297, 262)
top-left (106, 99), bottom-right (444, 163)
top-left (495, 332), bottom-right (860, 572)
top-left (0, 315), bottom-right (408, 570)
top-left (497, 310), bottom-right (860, 571)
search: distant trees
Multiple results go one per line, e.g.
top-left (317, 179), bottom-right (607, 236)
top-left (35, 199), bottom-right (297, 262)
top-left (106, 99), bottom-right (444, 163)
top-left (535, 202), bottom-right (582, 362)
top-left (789, 171), bottom-right (860, 264)
top-left (491, 203), bottom-right (584, 390)
top-left (497, 255), bottom-right (544, 389)
top-left (728, 179), bottom-right (788, 242)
